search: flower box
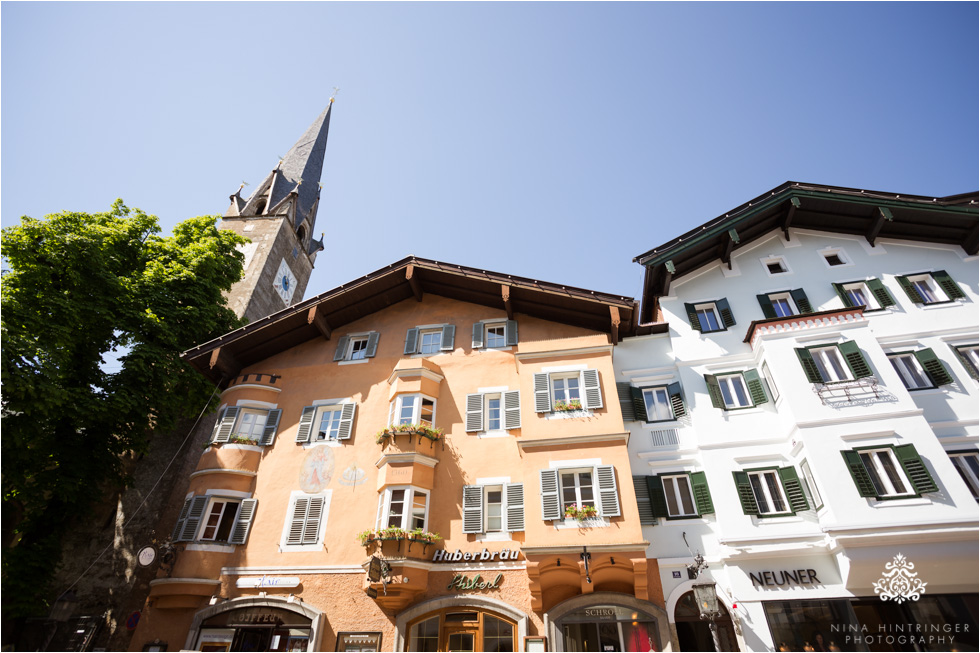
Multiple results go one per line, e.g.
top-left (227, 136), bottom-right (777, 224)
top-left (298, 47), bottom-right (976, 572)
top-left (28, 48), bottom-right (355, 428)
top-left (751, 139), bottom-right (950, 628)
top-left (553, 400), bottom-right (583, 412)
top-left (564, 504), bottom-right (599, 520)
top-left (375, 424), bottom-right (444, 446)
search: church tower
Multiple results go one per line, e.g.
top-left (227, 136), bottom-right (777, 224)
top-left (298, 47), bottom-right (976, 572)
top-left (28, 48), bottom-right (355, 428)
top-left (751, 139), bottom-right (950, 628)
top-left (221, 100), bottom-right (333, 322)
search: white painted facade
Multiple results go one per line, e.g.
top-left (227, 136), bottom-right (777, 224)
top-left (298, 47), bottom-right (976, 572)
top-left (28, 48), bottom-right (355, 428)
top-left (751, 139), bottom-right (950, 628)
top-left (616, 228), bottom-right (978, 652)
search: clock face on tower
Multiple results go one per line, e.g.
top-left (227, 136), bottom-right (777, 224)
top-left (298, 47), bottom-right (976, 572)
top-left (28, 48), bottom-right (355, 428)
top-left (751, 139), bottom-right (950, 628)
top-left (273, 258), bottom-right (298, 305)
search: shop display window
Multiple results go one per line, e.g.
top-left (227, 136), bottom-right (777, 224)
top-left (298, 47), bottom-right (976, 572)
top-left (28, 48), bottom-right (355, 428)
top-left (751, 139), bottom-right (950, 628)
top-left (335, 632), bottom-right (381, 652)
top-left (407, 609), bottom-right (516, 652)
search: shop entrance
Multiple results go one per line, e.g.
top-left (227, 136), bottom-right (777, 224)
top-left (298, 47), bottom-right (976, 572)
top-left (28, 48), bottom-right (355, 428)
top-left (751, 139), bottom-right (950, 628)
top-left (407, 608), bottom-right (516, 652)
top-left (673, 591), bottom-right (738, 652)
top-left (556, 605), bottom-right (662, 652)
top-left (195, 606), bottom-right (312, 652)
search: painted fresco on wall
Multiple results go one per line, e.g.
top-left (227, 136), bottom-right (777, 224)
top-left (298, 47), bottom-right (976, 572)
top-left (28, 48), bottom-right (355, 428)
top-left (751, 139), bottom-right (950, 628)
top-left (299, 446), bottom-right (335, 493)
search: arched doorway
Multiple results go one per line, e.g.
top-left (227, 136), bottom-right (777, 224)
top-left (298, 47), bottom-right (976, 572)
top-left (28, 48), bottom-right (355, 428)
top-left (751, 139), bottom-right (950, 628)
top-left (673, 591), bottom-right (738, 652)
top-left (547, 592), bottom-right (669, 652)
top-left (395, 596), bottom-right (529, 652)
top-left (185, 597), bottom-right (323, 652)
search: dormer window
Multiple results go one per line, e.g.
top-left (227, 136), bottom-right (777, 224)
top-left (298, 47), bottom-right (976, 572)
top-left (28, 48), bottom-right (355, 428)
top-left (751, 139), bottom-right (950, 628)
top-left (255, 198), bottom-right (267, 215)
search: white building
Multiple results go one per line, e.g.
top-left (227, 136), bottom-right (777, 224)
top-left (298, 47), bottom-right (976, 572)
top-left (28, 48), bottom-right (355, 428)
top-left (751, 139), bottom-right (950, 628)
top-left (615, 183), bottom-right (979, 652)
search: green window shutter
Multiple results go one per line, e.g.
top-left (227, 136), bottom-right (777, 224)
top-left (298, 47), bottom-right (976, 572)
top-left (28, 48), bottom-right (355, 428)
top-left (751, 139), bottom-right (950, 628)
top-left (732, 471), bottom-right (759, 515)
top-left (666, 382), bottom-right (686, 418)
top-left (337, 403), bottom-right (357, 440)
top-left (866, 278), bottom-right (896, 307)
top-left (950, 345), bottom-right (979, 380)
top-left (932, 270), bottom-right (965, 300)
top-left (533, 373), bottom-right (552, 412)
top-left (505, 320), bottom-right (519, 346)
top-left (893, 444), bottom-right (938, 495)
top-left (333, 335), bottom-right (350, 362)
top-left (403, 328), bottom-right (419, 355)
top-left (295, 406), bottom-right (317, 443)
top-left (743, 369), bottom-right (769, 406)
top-left (646, 475), bottom-right (669, 519)
top-left (539, 469), bottom-right (561, 520)
top-left (896, 275), bottom-right (925, 304)
top-left (633, 477), bottom-right (657, 525)
top-left (841, 450), bottom-right (878, 498)
top-left (833, 283), bottom-right (853, 308)
top-left (595, 465), bottom-right (621, 517)
top-left (795, 348), bottom-right (824, 383)
top-left (704, 374), bottom-right (724, 409)
top-left (179, 496), bottom-right (210, 542)
top-left (260, 409), bottom-right (282, 446)
top-left (778, 467), bottom-right (810, 513)
top-left (213, 406), bottom-right (240, 443)
top-left (689, 471), bottom-right (714, 515)
top-left (791, 288), bottom-right (813, 314)
top-left (440, 324), bottom-right (456, 351)
top-left (630, 386), bottom-right (649, 421)
top-left (228, 499), bottom-right (258, 545)
top-left (504, 483), bottom-right (525, 532)
top-left (365, 332), bottom-right (380, 358)
top-left (838, 341), bottom-right (873, 379)
top-left (462, 485), bottom-right (484, 534)
top-left (914, 348), bottom-right (953, 386)
top-left (471, 323), bottom-right (484, 349)
top-left (756, 294), bottom-right (777, 319)
top-left (172, 497), bottom-right (193, 541)
top-left (618, 383), bottom-right (636, 421)
top-left (465, 393), bottom-right (484, 432)
top-left (503, 390), bottom-right (521, 429)
top-left (716, 298), bottom-right (736, 327)
top-left (582, 369), bottom-right (603, 409)
top-left (684, 303), bottom-right (703, 332)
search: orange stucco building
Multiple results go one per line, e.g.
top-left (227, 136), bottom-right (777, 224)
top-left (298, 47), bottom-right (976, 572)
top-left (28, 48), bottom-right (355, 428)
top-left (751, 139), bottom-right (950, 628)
top-left (129, 257), bottom-right (668, 652)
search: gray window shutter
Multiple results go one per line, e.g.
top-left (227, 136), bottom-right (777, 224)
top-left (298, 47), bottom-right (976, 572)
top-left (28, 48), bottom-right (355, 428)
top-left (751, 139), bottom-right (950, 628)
top-left (646, 475), bottom-right (669, 519)
top-left (179, 496), bottom-right (209, 542)
top-left (462, 485), bottom-right (484, 534)
top-left (172, 497), bottom-right (193, 541)
top-left (333, 335), bottom-right (350, 362)
top-left (337, 403), bottom-right (357, 440)
top-left (633, 477), bottom-right (656, 525)
top-left (756, 294), bottom-right (777, 319)
top-left (833, 283), bottom-right (852, 308)
top-left (582, 369), bottom-right (603, 409)
top-left (404, 328), bottom-right (419, 355)
top-left (505, 483), bottom-right (525, 532)
top-left (896, 275), bottom-right (925, 304)
top-left (790, 288), bottom-right (813, 314)
top-left (795, 348), bottom-right (824, 384)
top-left (866, 278), bottom-right (896, 307)
top-left (286, 497), bottom-right (309, 545)
top-left (914, 348), bottom-right (953, 386)
top-left (684, 303), bottom-right (703, 332)
top-left (260, 409), bottom-right (282, 446)
top-left (303, 496), bottom-right (324, 544)
top-left (539, 469), bottom-right (561, 520)
top-left (213, 406), bottom-right (240, 443)
top-left (505, 320), bottom-right (519, 346)
top-left (893, 444), bottom-right (938, 495)
top-left (838, 341), bottom-right (873, 379)
top-left (440, 324), bottom-right (456, 351)
top-left (716, 298), bottom-right (736, 327)
top-left (295, 406), bottom-right (317, 443)
top-left (471, 323), bottom-right (484, 349)
top-left (595, 465), bottom-right (621, 517)
top-left (365, 332), bottom-right (380, 358)
top-left (666, 382), bottom-right (686, 418)
top-left (617, 383), bottom-right (636, 421)
top-left (465, 393), bottom-right (484, 432)
top-left (533, 373), bottom-right (551, 412)
top-left (932, 270), bottom-right (965, 300)
top-left (743, 369), bottom-right (768, 406)
top-left (704, 374), bottom-right (724, 409)
top-left (689, 472), bottom-right (714, 515)
top-left (229, 499), bottom-right (258, 545)
top-left (841, 450), bottom-right (879, 498)
top-left (778, 467), bottom-right (810, 513)
top-left (504, 390), bottom-right (521, 429)
top-left (732, 471), bottom-right (759, 515)
top-left (951, 344), bottom-right (979, 380)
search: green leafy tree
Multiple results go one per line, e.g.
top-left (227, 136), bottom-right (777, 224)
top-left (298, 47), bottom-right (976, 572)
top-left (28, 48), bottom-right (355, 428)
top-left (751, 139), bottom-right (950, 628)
top-left (1, 201), bottom-right (247, 619)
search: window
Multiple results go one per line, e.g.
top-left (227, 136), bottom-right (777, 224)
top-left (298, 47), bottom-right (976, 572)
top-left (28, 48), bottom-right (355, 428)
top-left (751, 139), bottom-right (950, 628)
top-left (833, 279), bottom-right (895, 310)
top-left (200, 498), bottom-right (241, 541)
top-left (800, 460), bottom-right (823, 510)
top-left (390, 394), bottom-right (436, 427)
top-left (295, 403), bottom-right (357, 443)
top-left (404, 324), bottom-right (455, 355)
top-left (645, 472), bottom-right (714, 519)
top-left (539, 465), bottom-right (621, 520)
top-left (336, 633), bottom-right (382, 652)
top-left (173, 495), bottom-right (257, 544)
top-left (763, 257), bottom-right (789, 275)
top-left (533, 369), bottom-right (603, 413)
top-left (896, 271), bottom-right (965, 305)
top-left (733, 467), bottom-right (809, 516)
top-left (284, 493), bottom-right (329, 546)
top-left (618, 382), bottom-right (687, 422)
top-left (472, 320), bottom-right (518, 349)
top-left (378, 486), bottom-right (429, 531)
top-left (334, 332), bottom-right (380, 362)
top-left (683, 299), bottom-right (735, 333)
top-left (952, 344), bottom-right (979, 380)
top-left (643, 387), bottom-right (673, 421)
top-left (462, 483), bottom-right (525, 533)
top-left (757, 289), bottom-right (813, 318)
top-left (824, 253), bottom-right (846, 266)
top-left (949, 451), bottom-right (979, 500)
top-left (795, 342), bottom-right (873, 384)
top-left (704, 370), bottom-right (768, 410)
top-left (761, 361), bottom-right (780, 402)
top-left (465, 390), bottom-right (521, 432)
top-left (841, 444), bottom-right (937, 499)
top-left (211, 406), bottom-right (282, 446)
top-left (889, 349), bottom-right (954, 390)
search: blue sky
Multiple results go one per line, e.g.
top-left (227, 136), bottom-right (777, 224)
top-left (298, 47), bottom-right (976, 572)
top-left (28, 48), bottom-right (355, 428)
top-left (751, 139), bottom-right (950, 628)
top-left (2, 2), bottom-right (977, 303)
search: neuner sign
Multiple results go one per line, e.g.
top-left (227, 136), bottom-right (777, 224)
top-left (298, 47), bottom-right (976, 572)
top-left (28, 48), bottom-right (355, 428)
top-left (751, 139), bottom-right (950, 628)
top-left (432, 548), bottom-right (521, 562)
top-left (750, 569), bottom-right (821, 587)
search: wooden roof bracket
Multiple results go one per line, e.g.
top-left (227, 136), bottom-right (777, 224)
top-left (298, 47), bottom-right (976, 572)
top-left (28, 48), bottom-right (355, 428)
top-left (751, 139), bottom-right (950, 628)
top-left (962, 222), bottom-right (979, 256)
top-left (721, 229), bottom-right (740, 269)
top-left (782, 197), bottom-right (801, 240)
top-left (307, 305), bottom-right (332, 339)
top-left (501, 284), bottom-right (514, 319)
top-left (609, 305), bottom-right (621, 345)
top-left (866, 206), bottom-right (893, 247)
top-left (406, 264), bottom-right (424, 302)
top-left (661, 260), bottom-right (675, 296)
top-left (209, 347), bottom-right (242, 382)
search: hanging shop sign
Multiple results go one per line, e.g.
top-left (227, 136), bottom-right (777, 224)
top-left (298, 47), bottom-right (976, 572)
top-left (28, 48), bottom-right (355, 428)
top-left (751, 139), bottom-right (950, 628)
top-left (749, 569), bottom-right (821, 588)
top-left (432, 548), bottom-right (521, 563)
top-left (235, 576), bottom-right (301, 589)
top-left (448, 572), bottom-right (504, 591)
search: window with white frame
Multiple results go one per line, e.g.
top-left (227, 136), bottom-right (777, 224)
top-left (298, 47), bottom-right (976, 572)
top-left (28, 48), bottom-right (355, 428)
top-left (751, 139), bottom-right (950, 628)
top-left (889, 353), bottom-right (933, 390)
top-left (841, 444), bottom-right (937, 500)
top-left (748, 470), bottom-right (791, 515)
top-left (823, 250), bottom-right (847, 267)
top-left (552, 373), bottom-right (581, 408)
top-left (643, 386), bottom-right (674, 421)
top-left (953, 344), bottom-right (979, 379)
top-left (404, 324), bottom-right (455, 355)
top-left (661, 474), bottom-right (697, 517)
top-left (283, 493), bottom-right (329, 547)
top-left (718, 373), bottom-right (752, 408)
top-left (485, 324), bottom-right (506, 349)
top-left (533, 369), bottom-right (603, 413)
top-left (211, 406), bottom-right (282, 446)
top-left (796, 342), bottom-right (874, 384)
top-left (833, 278), bottom-right (896, 311)
top-left (644, 472), bottom-right (714, 520)
top-left (349, 337), bottom-right (369, 360)
top-left (419, 330), bottom-right (442, 354)
top-left (704, 370), bottom-right (769, 410)
top-left (471, 320), bottom-right (518, 349)
top-left (377, 486), bottom-right (429, 531)
top-left (694, 304), bottom-right (722, 332)
top-left (391, 394), bottom-right (435, 427)
top-left (810, 346), bottom-right (852, 383)
top-left (619, 382), bottom-right (687, 422)
top-left (461, 483), bottom-right (526, 533)
top-left (539, 465), bottom-right (620, 521)
top-left (465, 390), bottom-right (521, 432)
top-left (560, 469), bottom-right (596, 512)
top-left (897, 271), bottom-right (965, 305)
top-left (314, 405), bottom-right (344, 441)
top-left (949, 452), bottom-right (979, 500)
top-left (173, 495), bottom-right (257, 545)
top-left (233, 409), bottom-right (268, 439)
top-left (770, 292), bottom-right (795, 317)
top-left (333, 332), bottom-right (380, 362)
top-left (800, 459), bottom-right (823, 509)
top-left (684, 299), bottom-right (735, 333)
top-left (295, 402), bottom-right (357, 443)
top-left (199, 497), bottom-right (242, 542)
top-left (763, 257), bottom-right (789, 275)
top-left (733, 467), bottom-right (809, 516)
top-left (858, 449), bottom-right (914, 497)
top-left (762, 361), bottom-right (780, 403)
top-left (758, 289), bottom-right (813, 318)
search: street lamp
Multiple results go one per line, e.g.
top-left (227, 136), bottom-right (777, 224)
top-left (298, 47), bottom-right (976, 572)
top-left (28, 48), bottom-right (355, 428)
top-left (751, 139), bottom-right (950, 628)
top-left (692, 582), bottom-right (724, 652)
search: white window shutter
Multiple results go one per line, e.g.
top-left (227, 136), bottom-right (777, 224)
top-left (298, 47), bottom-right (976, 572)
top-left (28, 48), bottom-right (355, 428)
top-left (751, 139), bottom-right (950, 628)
top-left (229, 499), bottom-right (258, 545)
top-left (465, 393), bottom-right (484, 432)
top-left (582, 369), bottom-right (603, 409)
top-left (441, 324), bottom-right (456, 351)
top-left (286, 497), bottom-right (309, 545)
top-left (172, 497), bottom-right (193, 541)
top-left (337, 403), bottom-right (357, 440)
top-left (213, 406), bottom-right (240, 443)
top-left (472, 322), bottom-right (484, 349)
top-left (540, 469), bottom-right (561, 520)
top-left (595, 465), bottom-right (621, 517)
top-left (210, 408), bottom-right (226, 442)
top-left (179, 496), bottom-right (209, 541)
top-left (303, 496), bottom-right (324, 544)
top-left (534, 373), bottom-right (552, 412)
top-left (260, 409), bottom-right (282, 446)
top-left (462, 485), bottom-right (484, 534)
top-left (295, 406), bottom-right (317, 443)
top-left (503, 390), bottom-right (521, 429)
top-left (505, 483), bottom-right (525, 532)
top-left (333, 336), bottom-right (350, 362)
